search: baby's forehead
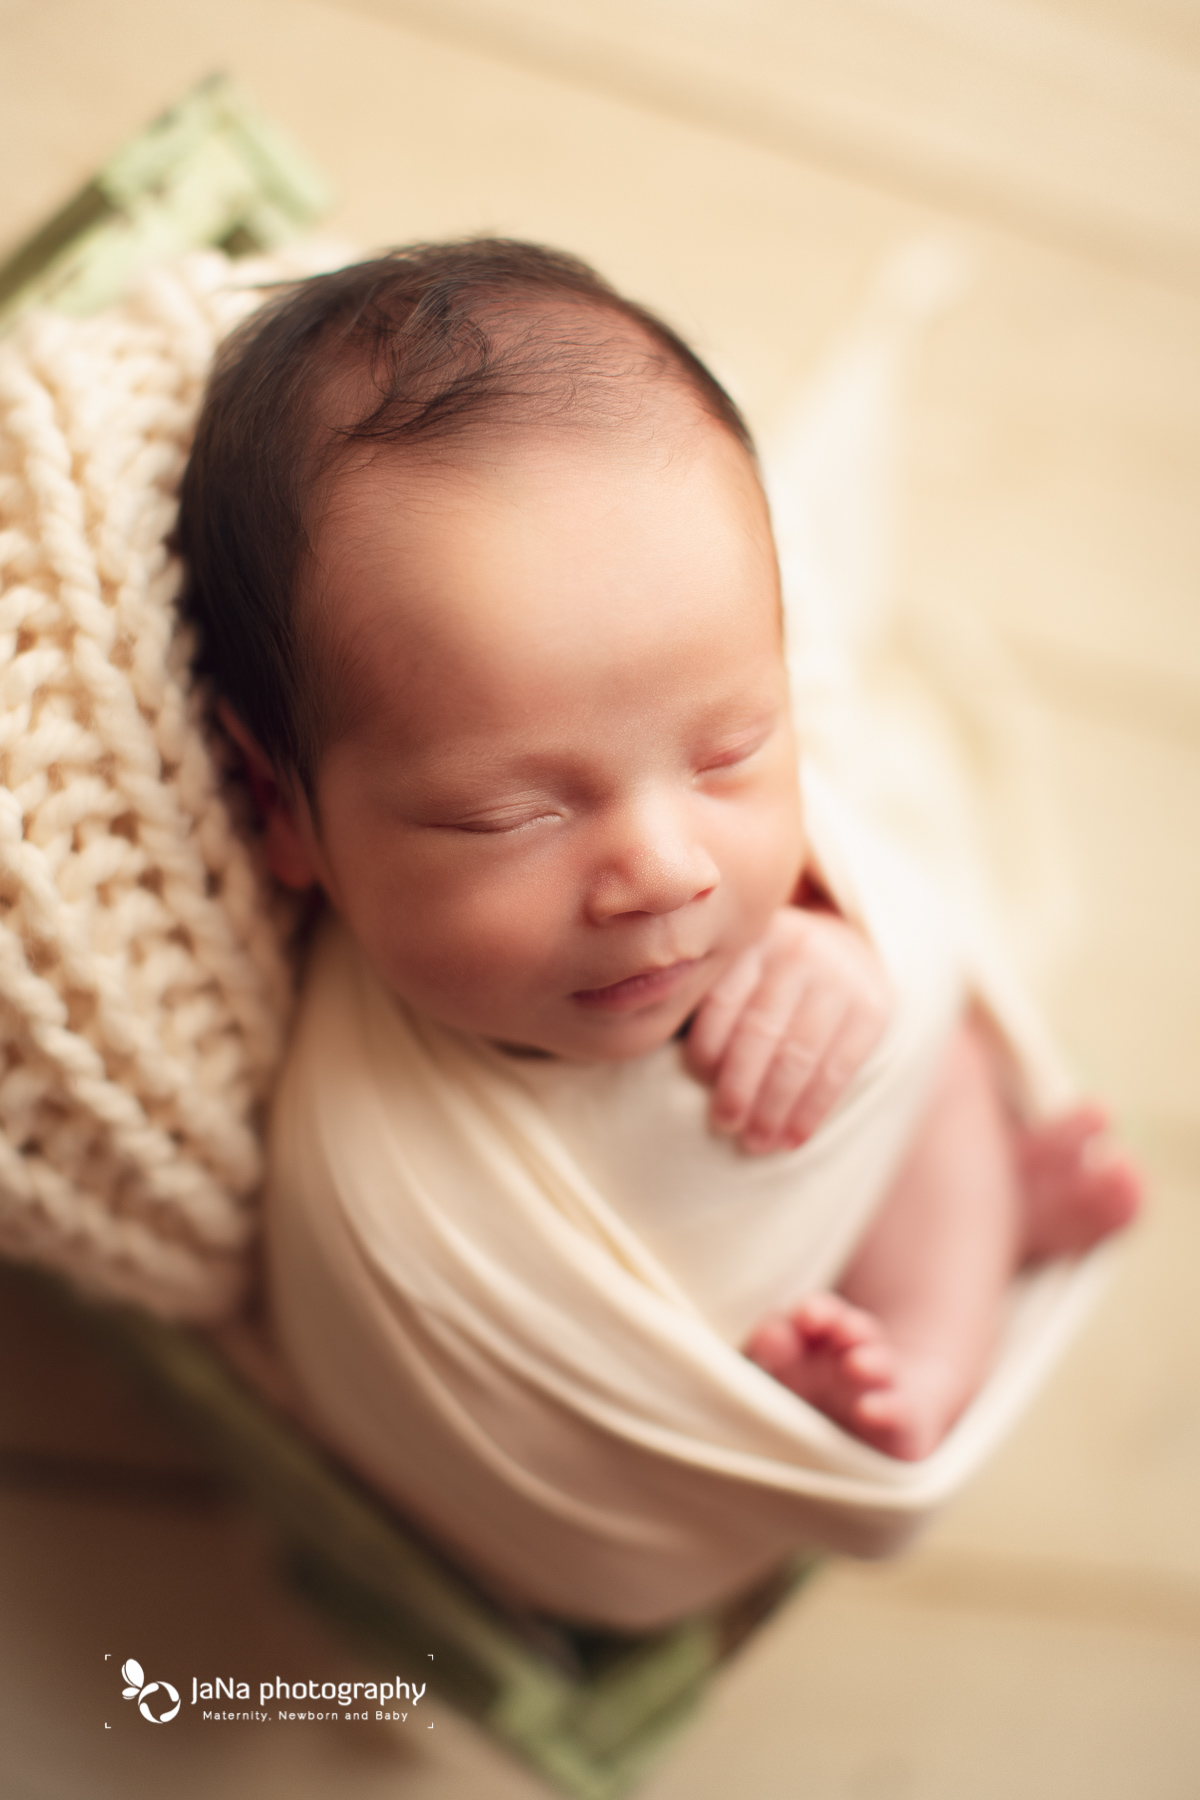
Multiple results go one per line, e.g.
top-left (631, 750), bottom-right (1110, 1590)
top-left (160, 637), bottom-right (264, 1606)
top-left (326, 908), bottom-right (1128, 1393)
top-left (305, 410), bottom-right (780, 756)
top-left (315, 404), bottom-right (770, 602)
top-left (324, 380), bottom-right (760, 521)
top-left (303, 288), bottom-right (770, 632)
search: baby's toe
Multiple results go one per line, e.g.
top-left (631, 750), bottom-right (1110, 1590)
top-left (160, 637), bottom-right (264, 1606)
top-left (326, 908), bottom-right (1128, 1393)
top-left (790, 1293), bottom-right (841, 1337)
top-left (744, 1313), bottom-right (799, 1376)
top-left (817, 1299), bottom-right (884, 1354)
top-left (1082, 1155), bottom-right (1143, 1230)
top-left (1019, 1105), bottom-right (1108, 1177)
top-left (852, 1389), bottom-right (936, 1461)
top-left (844, 1340), bottom-right (896, 1389)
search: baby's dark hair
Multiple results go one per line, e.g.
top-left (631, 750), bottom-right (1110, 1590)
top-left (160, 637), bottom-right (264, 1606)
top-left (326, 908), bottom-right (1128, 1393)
top-left (178, 237), bottom-right (755, 801)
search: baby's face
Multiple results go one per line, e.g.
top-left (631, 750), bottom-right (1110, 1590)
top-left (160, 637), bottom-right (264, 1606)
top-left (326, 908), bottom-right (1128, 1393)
top-left (291, 416), bottom-right (804, 1061)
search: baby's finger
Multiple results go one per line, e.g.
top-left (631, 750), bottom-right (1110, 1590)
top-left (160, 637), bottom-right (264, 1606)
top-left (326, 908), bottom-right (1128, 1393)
top-left (708, 971), bottom-right (810, 1136)
top-left (738, 989), bottom-right (846, 1152)
top-left (684, 949), bottom-right (763, 1080)
top-left (778, 1008), bottom-right (877, 1146)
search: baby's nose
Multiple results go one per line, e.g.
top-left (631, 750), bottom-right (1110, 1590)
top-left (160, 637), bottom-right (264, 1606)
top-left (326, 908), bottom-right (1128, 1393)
top-left (584, 806), bottom-right (719, 923)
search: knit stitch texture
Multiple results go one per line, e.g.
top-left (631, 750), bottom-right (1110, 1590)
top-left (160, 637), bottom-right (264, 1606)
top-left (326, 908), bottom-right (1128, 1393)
top-left (0, 249), bottom-right (335, 1321)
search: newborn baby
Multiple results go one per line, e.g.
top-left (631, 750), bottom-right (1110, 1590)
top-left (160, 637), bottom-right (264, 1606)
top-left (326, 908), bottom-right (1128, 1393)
top-left (179, 240), bottom-right (1139, 1614)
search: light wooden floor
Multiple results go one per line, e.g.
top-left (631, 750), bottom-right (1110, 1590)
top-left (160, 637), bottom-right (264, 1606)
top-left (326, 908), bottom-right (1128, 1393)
top-left (1, 3), bottom-right (1198, 1795)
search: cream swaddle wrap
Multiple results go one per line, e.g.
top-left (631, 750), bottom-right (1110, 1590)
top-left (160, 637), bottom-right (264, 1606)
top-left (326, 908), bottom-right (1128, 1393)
top-left (267, 757), bottom-right (1107, 1630)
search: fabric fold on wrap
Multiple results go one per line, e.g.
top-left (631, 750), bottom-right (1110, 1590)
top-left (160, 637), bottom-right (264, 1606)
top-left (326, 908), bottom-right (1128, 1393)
top-left (267, 763), bottom-right (1107, 1630)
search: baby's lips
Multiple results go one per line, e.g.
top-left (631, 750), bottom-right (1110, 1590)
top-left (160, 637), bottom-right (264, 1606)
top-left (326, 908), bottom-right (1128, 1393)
top-left (572, 956), bottom-right (703, 1009)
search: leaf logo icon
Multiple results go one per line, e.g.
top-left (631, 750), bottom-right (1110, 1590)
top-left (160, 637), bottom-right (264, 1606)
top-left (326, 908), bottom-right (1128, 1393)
top-left (119, 1658), bottom-right (180, 1722)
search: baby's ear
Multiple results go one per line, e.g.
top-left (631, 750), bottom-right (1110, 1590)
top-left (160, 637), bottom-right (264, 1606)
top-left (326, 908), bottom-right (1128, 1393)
top-left (216, 703), bottom-right (323, 891)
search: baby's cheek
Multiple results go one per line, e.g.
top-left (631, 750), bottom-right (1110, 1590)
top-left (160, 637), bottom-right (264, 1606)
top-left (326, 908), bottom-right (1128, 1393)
top-left (725, 800), bottom-right (805, 925)
top-left (391, 880), bottom-right (559, 1001)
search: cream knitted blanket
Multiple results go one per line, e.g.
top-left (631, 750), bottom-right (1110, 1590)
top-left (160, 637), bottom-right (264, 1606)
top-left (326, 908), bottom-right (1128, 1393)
top-left (0, 252), bottom-right (335, 1320)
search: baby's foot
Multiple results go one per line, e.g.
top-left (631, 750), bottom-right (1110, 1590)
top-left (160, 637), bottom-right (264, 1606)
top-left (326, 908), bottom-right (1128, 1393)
top-left (745, 1293), bottom-right (957, 1461)
top-left (1016, 1105), bottom-right (1143, 1262)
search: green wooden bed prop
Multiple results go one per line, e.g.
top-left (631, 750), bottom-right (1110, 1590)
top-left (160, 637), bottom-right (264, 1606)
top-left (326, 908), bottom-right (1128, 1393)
top-left (0, 80), bottom-right (816, 1798)
top-left (0, 73), bottom-right (331, 334)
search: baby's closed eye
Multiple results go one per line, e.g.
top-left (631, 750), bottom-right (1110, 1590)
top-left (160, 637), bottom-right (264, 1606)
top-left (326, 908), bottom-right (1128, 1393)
top-left (436, 807), bottom-right (562, 835)
top-left (691, 718), bottom-right (777, 781)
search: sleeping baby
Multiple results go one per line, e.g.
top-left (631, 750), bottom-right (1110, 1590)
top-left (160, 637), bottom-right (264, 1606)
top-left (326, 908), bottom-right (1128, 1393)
top-left (178, 239), bottom-right (1140, 1627)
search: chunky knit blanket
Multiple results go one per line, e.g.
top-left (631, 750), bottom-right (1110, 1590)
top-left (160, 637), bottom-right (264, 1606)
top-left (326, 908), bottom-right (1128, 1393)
top-left (0, 250), bottom-right (336, 1320)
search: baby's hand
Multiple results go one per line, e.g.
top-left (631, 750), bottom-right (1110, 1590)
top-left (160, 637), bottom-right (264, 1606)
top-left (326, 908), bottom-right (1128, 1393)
top-left (684, 907), bottom-right (890, 1155)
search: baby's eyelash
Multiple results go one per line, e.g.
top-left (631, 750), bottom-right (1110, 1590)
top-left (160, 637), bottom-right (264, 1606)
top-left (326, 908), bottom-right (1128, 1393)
top-left (699, 748), bottom-right (753, 772)
top-left (695, 732), bottom-right (771, 776)
top-left (442, 810), bottom-right (559, 835)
